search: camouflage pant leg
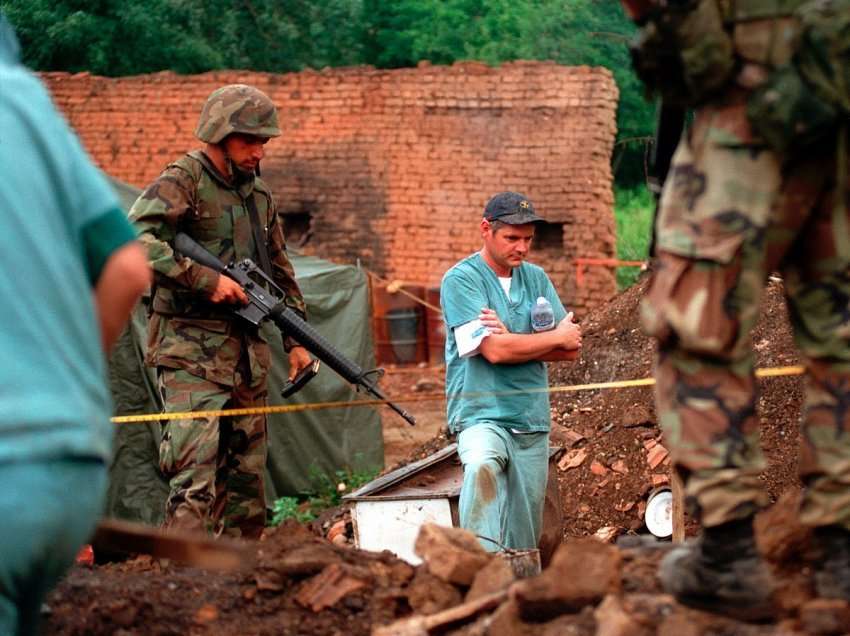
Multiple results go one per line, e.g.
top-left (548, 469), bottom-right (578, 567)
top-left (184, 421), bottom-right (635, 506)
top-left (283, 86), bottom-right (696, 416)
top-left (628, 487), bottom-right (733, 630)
top-left (158, 366), bottom-right (269, 539)
top-left (641, 96), bottom-right (783, 527)
top-left (158, 368), bottom-right (228, 535)
top-left (779, 158), bottom-right (850, 531)
top-left (210, 366), bottom-right (268, 541)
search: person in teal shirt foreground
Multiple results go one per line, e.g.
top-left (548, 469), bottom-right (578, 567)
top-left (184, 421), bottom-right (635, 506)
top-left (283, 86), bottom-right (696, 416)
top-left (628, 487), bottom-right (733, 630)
top-left (441, 192), bottom-right (582, 551)
top-left (0, 13), bottom-right (151, 636)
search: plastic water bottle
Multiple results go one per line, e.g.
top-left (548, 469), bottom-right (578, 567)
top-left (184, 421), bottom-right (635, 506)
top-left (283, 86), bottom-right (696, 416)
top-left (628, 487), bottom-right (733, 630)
top-left (530, 297), bottom-right (555, 332)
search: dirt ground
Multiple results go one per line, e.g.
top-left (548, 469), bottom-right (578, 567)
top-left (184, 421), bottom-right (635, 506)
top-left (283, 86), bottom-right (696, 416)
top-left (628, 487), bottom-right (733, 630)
top-left (45, 274), bottom-right (829, 635)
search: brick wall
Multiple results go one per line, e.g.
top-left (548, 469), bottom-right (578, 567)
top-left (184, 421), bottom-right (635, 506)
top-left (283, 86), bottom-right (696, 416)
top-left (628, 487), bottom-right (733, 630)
top-left (42, 61), bottom-right (619, 314)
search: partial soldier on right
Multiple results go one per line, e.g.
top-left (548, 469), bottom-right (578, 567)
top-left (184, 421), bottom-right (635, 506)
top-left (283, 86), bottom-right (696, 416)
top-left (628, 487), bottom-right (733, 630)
top-left (623, 0), bottom-right (850, 621)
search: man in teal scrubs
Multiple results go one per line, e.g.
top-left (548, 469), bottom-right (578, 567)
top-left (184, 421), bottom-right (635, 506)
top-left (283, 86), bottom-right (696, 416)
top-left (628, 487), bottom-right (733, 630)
top-left (0, 13), bottom-right (150, 635)
top-left (441, 192), bottom-right (582, 551)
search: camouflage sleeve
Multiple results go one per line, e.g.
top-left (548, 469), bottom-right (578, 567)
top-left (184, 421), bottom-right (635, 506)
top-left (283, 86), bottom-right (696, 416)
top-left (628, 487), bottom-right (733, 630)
top-left (267, 199), bottom-right (307, 352)
top-left (128, 166), bottom-right (219, 295)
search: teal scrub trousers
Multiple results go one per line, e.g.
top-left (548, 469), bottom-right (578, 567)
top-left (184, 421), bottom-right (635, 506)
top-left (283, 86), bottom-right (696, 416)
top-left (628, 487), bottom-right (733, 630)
top-left (0, 458), bottom-right (107, 636)
top-left (457, 423), bottom-right (549, 552)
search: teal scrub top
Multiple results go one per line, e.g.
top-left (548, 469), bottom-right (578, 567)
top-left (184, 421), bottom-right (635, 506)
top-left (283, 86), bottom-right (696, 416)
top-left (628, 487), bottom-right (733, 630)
top-left (441, 252), bottom-right (567, 433)
top-left (0, 16), bottom-right (136, 463)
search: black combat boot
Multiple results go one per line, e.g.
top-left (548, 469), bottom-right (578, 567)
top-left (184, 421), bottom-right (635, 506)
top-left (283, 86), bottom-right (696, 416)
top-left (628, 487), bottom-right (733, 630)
top-left (813, 525), bottom-right (850, 601)
top-left (659, 517), bottom-right (775, 621)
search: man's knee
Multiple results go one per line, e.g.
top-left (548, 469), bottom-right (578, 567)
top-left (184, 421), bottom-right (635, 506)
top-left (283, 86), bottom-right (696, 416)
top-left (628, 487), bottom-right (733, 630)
top-left (463, 459), bottom-right (502, 504)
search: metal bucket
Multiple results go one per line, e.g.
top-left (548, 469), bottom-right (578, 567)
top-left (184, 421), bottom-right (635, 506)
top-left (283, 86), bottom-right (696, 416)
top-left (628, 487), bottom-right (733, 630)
top-left (385, 308), bottom-right (420, 363)
top-left (499, 548), bottom-right (541, 578)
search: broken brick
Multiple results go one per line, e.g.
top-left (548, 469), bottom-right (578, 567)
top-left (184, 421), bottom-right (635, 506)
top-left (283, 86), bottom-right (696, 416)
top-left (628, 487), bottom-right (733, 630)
top-left (294, 563), bottom-right (369, 612)
top-left (561, 428), bottom-right (586, 447)
top-left (558, 447), bottom-right (588, 471)
top-left (651, 474), bottom-right (670, 487)
top-left (594, 595), bottom-right (651, 636)
top-left (646, 444), bottom-right (669, 470)
top-left (414, 523), bottom-right (492, 586)
top-left (407, 569), bottom-right (464, 615)
top-left (193, 604), bottom-right (219, 624)
top-left (590, 460), bottom-right (609, 476)
top-left (466, 556), bottom-right (516, 602)
top-left (512, 538), bottom-right (621, 621)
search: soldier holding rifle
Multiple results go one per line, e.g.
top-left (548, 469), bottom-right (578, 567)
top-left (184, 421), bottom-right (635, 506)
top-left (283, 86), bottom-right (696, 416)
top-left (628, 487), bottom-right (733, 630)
top-left (130, 85), bottom-right (312, 540)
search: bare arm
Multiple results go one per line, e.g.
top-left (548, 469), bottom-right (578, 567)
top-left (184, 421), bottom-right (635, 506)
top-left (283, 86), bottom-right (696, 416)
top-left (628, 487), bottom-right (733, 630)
top-left (479, 314), bottom-right (581, 365)
top-left (93, 242), bottom-right (152, 353)
top-left (539, 348), bottom-right (581, 362)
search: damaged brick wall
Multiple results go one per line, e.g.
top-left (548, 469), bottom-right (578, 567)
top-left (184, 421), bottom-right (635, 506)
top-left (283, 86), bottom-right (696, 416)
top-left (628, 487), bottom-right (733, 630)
top-left (42, 61), bottom-right (618, 314)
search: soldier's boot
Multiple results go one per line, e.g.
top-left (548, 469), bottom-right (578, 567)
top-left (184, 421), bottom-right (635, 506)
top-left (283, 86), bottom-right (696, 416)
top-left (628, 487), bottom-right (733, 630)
top-left (813, 525), bottom-right (850, 601)
top-left (659, 517), bottom-right (775, 621)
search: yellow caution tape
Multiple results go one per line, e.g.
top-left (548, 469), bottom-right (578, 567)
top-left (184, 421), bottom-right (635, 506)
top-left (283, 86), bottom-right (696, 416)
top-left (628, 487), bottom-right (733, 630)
top-left (110, 365), bottom-right (806, 424)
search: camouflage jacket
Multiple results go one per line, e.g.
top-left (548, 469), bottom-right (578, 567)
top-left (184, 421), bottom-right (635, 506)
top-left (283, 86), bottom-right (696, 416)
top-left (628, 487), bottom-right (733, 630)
top-left (129, 151), bottom-right (306, 387)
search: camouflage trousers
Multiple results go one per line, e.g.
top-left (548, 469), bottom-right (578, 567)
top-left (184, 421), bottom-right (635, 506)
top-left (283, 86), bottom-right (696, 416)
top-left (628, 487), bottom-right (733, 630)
top-left (642, 90), bottom-right (850, 530)
top-left (158, 362), bottom-right (268, 540)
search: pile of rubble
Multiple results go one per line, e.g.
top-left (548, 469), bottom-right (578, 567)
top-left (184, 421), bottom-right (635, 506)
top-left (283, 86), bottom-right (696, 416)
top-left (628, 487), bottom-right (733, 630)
top-left (47, 504), bottom-right (850, 635)
top-left (380, 511), bottom-right (850, 635)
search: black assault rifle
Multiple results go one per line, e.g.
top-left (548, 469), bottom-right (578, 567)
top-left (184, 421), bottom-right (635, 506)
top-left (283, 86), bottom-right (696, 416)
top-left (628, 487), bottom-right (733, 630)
top-left (174, 233), bottom-right (416, 426)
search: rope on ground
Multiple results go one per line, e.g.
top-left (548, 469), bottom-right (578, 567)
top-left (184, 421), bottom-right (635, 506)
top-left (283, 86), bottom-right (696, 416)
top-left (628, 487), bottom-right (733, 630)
top-left (110, 365), bottom-right (805, 424)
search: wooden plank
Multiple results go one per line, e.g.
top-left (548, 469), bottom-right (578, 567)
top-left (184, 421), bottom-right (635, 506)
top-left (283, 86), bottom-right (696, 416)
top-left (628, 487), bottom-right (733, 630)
top-left (92, 518), bottom-right (253, 571)
top-left (373, 589), bottom-right (508, 636)
top-left (671, 473), bottom-right (685, 543)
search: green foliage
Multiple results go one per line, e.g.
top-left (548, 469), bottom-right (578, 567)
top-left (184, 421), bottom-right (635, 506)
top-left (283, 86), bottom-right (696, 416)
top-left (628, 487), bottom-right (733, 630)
top-left (0, 0), bottom-right (366, 75)
top-left (270, 496), bottom-right (315, 525)
top-left (1, 0), bottom-right (221, 75)
top-left (268, 465), bottom-right (379, 527)
top-left (614, 185), bottom-right (653, 289)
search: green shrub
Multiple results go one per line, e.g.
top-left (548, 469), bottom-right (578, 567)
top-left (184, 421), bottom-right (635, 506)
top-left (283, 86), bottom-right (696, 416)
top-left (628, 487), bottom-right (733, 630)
top-left (268, 465), bottom-right (380, 527)
top-left (270, 496), bottom-right (315, 526)
top-left (614, 186), bottom-right (654, 289)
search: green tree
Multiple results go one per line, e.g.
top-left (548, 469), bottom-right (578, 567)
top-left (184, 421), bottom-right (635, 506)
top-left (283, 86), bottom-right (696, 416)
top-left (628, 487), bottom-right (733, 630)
top-left (1, 0), bottom-right (366, 75)
top-left (361, 0), bottom-right (653, 186)
top-left (1, 0), bottom-right (221, 75)
top-left (526, 1), bottom-right (653, 185)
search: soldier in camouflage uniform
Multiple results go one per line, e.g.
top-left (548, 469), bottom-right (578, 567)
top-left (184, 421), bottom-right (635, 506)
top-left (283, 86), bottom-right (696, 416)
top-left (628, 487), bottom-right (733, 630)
top-left (129, 84), bottom-right (312, 540)
top-left (627, 0), bottom-right (850, 620)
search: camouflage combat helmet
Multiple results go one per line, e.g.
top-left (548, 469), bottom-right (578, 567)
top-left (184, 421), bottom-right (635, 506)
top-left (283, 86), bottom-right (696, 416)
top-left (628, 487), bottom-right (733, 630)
top-left (195, 84), bottom-right (281, 144)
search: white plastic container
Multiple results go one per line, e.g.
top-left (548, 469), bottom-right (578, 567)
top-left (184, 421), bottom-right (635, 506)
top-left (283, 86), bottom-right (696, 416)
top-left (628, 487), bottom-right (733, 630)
top-left (645, 487), bottom-right (673, 538)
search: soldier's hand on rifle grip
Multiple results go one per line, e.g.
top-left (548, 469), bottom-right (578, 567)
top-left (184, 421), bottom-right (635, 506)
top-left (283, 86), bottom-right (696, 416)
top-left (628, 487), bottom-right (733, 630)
top-left (209, 275), bottom-right (249, 305)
